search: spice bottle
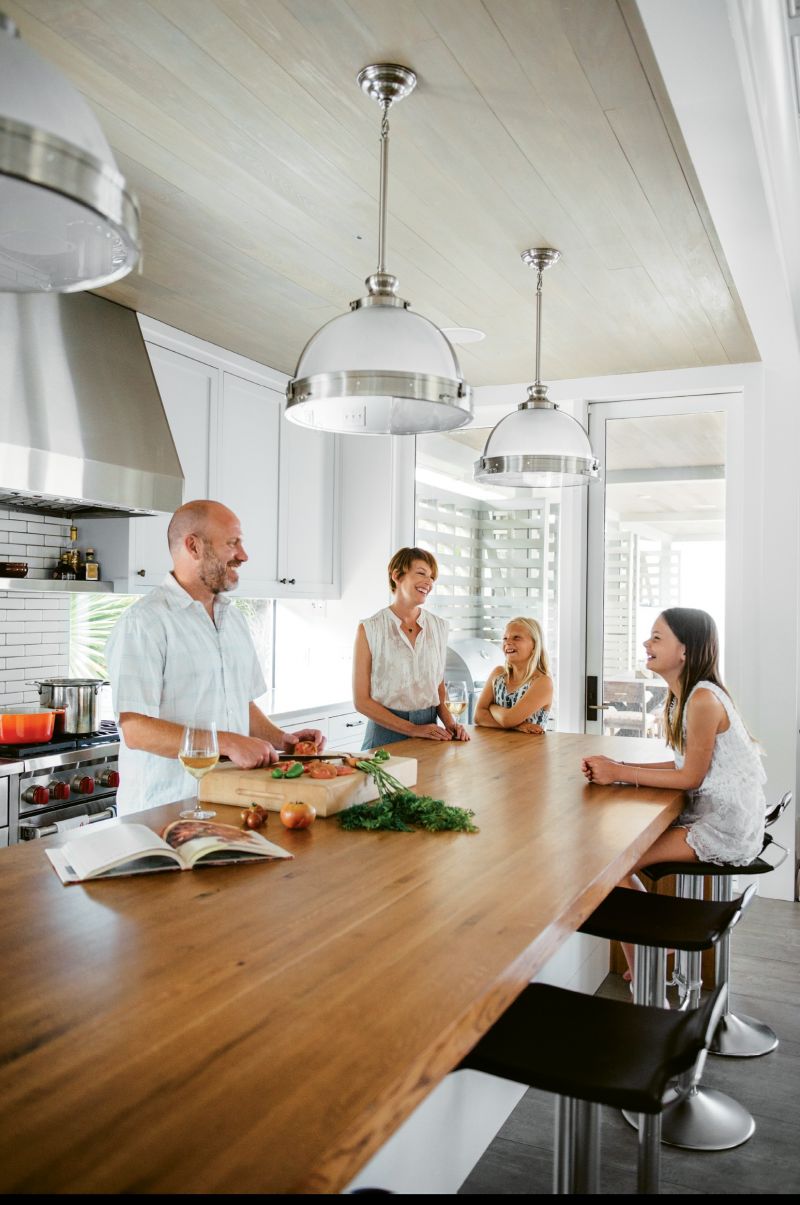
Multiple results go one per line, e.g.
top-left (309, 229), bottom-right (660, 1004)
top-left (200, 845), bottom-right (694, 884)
top-left (84, 549), bottom-right (100, 581)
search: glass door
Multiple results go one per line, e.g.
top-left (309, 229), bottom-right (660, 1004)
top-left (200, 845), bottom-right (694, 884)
top-left (585, 394), bottom-right (735, 738)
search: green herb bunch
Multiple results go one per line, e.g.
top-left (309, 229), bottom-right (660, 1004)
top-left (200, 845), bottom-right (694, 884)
top-left (338, 750), bottom-right (478, 834)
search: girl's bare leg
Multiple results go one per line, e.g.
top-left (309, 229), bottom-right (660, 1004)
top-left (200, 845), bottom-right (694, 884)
top-left (617, 827), bottom-right (698, 983)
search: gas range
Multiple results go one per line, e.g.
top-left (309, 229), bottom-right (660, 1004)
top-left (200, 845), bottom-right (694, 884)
top-left (1, 726), bottom-right (121, 843)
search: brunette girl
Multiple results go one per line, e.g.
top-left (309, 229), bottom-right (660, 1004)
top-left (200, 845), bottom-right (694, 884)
top-left (474, 617), bottom-right (554, 734)
top-left (582, 607), bottom-right (766, 979)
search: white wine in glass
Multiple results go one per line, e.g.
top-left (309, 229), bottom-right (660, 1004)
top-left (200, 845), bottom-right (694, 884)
top-left (179, 722), bottom-right (219, 820)
top-left (445, 681), bottom-right (468, 722)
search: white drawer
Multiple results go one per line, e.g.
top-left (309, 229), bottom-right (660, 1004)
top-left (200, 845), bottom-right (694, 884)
top-left (280, 715), bottom-right (329, 740)
top-left (328, 710), bottom-right (367, 749)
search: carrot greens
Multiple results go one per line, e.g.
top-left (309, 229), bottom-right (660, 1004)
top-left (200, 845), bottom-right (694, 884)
top-left (337, 751), bottom-right (478, 833)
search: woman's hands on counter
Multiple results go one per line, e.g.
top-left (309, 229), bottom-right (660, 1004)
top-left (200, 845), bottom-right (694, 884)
top-left (417, 723), bottom-right (456, 741)
top-left (416, 722), bottom-right (470, 742)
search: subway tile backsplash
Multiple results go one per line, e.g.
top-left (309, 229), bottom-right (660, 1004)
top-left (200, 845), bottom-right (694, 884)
top-left (0, 513), bottom-right (71, 707)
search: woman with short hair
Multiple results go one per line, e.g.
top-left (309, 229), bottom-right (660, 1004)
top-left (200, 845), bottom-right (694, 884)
top-left (353, 547), bottom-right (470, 750)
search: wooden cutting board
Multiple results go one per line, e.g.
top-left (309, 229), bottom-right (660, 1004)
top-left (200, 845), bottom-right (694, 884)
top-left (198, 756), bottom-right (418, 818)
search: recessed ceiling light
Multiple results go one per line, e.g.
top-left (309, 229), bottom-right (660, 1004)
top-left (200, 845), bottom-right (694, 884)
top-left (441, 327), bottom-right (486, 344)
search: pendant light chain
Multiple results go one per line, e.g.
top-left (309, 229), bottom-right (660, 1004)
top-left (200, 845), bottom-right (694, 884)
top-left (534, 265), bottom-right (544, 387)
top-left (377, 101), bottom-right (391, 275)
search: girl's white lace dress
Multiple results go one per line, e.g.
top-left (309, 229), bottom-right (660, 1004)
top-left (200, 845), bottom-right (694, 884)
top-left (674, 681), bottom-right (766, 864)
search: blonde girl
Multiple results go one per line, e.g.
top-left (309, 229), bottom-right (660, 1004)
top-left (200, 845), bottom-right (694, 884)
top-left (474, 617), bottom-right (554, 734)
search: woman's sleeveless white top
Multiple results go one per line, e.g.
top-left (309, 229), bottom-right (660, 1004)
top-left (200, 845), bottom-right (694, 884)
top-left (361, 607), bottom-right (448, 711)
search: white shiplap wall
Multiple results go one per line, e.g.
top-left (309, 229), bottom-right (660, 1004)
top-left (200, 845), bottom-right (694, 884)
top-left (0, 511), bottom-right (71, 705)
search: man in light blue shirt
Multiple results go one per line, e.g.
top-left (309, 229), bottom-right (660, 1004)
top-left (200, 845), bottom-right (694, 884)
top-left (106, 499), bottom-right (324, 813)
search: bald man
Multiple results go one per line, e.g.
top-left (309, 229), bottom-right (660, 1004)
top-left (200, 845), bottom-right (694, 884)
top-left (106, 500), bottom-right (324, 814)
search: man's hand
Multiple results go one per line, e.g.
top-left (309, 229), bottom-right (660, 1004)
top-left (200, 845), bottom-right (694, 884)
top-left (221, 732), bottom-right (281, 768)
top-left (283, 728), bottom-right (327, 753)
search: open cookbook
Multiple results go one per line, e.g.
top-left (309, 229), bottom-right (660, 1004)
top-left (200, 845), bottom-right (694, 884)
top-left (45, 818), bottom-right (293, 884)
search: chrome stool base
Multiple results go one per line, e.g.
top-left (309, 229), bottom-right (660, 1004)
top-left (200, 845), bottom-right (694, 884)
top-left (623, 1085), bottom-right (756, 1151)
top-left (709, 1011), bottom-right (778, 1058)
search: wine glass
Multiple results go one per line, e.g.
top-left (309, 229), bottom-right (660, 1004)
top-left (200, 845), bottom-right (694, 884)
top-left (178, 721), bottom-right (219, 820)
top-left (445, 681), bottom-right (469, 724)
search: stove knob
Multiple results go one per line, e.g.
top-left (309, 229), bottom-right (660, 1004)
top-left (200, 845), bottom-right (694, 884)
top-left (23, 785), bottom-right (50, 806)
top-left (72, 775), bottom-right (95, 795)
top-left (48, 781), bottom-right (71, 801)
top-left (97, 769), bottom-right (120, 788)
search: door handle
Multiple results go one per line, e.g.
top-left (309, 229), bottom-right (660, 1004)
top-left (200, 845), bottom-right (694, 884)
top-left (586, 676), bottom-right (612, 721)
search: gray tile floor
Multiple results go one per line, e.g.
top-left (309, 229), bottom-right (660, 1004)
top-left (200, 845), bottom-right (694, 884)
top-left (458, 896), bottom-right (799, 1195)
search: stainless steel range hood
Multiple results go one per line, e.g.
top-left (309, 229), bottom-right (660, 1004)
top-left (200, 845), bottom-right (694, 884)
top-left (0, 291), bottom-right (184, 517)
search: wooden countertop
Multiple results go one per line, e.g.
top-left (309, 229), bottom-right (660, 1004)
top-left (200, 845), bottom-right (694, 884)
top-left (0, 730), bottom-right (683, 1194)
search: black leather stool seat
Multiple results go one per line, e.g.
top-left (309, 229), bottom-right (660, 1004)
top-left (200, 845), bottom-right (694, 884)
top-left (642, 834), bottom-right (781, 882)
top-left (457, 981), bottom-right (717, 1115)
top-left (579, 885), bottom-right (747, 951)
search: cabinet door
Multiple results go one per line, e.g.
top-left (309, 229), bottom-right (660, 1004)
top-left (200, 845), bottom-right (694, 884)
top-left (130, 345), bottom-right (216, 584)
top-left (218, 374), bottom-right (281, 595)
top-left (327, 710), bottom-right (366, 750)
top-left (278, 412), bottom-right (340, 597)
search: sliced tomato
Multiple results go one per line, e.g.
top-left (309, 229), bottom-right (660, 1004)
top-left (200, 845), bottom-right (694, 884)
top-left (308, 763), bottom-right (338, 779)
top-left (335, 765), bottom-right (356, 775)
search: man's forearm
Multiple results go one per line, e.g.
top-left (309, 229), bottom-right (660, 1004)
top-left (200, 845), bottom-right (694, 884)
top-left (118, 713), bottom-right (185, 757)
top-left (249, 702), bottom-right (288, 749)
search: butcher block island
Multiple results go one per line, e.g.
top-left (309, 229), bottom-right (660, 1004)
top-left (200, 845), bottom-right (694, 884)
top-left (198, 754), bottom-right (418, 816)
top-left (0, 730), bottom-right (684, 1195)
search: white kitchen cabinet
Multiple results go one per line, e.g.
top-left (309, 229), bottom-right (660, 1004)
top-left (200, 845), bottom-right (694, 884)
top-left (130, 345), bottom-right (216, 584)
top-left (277, 411), bottom-right (340, 598)
top-left (218, 373), bottom-right (281, 593)
top-left (326, 709), bottom-right (367, 751)
top-left (81, 344), bottom-right (216, 591)
top-left (84, 326), bottom-right (340, 599)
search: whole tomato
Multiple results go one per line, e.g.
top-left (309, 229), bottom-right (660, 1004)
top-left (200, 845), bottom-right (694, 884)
top-left (279, 800), bottom-right (316, 829)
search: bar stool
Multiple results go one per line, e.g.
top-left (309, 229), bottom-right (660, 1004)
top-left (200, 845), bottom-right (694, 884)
top-left (456, 980), bottom-right (726, 1194)
top-left (579, 884), bottom-right (757, 1152)
top-left (643, 793), bottom-right (790, 1058)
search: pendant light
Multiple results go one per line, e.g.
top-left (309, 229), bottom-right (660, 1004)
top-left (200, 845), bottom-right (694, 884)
top-left (475, 249), bottom-right (599, 487)
top-left (285, 63), bottom-right (472, 436)
top-left (0, 12), bottom-right (139, 292)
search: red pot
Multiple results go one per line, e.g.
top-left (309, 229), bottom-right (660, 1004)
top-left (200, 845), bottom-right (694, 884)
top-left (0, 708), bottom-right (57, 743)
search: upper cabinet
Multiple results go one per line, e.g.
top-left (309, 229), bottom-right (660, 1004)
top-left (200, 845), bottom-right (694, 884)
top-left (84, 325), bottom-right (340, 599)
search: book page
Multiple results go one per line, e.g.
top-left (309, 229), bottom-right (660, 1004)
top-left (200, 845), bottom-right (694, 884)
top-left (46, 824), bottom-right (182, 882)
top-left (160, 819), bottom-right (292, 867)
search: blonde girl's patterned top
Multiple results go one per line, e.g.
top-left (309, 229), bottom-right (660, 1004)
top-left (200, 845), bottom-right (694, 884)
top-left (493, 673), bottom-right (551, 727)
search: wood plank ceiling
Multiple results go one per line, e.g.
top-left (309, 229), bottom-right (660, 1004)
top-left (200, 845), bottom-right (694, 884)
top-left (5, 0), bottom-right (759, 386)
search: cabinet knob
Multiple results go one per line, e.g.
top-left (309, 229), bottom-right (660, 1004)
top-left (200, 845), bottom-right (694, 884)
top-left (137, 569), bottom-right (146, 577)
top-left (345, 721), bottom-right (364, 728)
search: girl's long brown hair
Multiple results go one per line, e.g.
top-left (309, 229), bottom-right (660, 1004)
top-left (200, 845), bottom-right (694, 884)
top-left (659, 607), bottom-right (729, 752)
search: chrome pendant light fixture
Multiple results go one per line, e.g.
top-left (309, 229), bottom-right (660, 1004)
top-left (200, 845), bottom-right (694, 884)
top-left (0, 12), bottom-right (140, 292)
top-left (285, 63), bottom-right (472, 435)
top-left (475, 249), bottom-right (599, 487)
